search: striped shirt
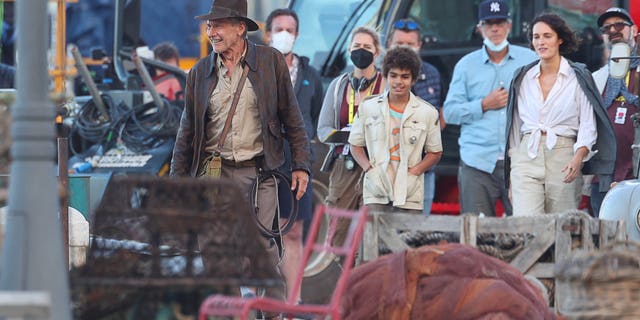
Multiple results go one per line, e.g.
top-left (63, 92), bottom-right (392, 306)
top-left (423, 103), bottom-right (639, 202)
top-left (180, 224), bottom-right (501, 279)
top-left (387, 104), bottom-right (404, 185)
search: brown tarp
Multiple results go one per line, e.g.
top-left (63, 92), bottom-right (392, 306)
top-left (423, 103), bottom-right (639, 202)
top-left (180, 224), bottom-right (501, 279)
top-left (342, 243), bottom-right (556, 319)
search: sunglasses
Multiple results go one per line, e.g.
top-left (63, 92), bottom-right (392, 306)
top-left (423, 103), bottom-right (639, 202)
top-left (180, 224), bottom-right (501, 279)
top-left (599, 21), bottom-right (631, 34)
top-left (393, 20), bottom-right (419, 31)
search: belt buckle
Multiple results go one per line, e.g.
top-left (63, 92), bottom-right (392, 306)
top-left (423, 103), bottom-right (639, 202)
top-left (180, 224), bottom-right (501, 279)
top-left (228, 159), bottom-right (241, 168)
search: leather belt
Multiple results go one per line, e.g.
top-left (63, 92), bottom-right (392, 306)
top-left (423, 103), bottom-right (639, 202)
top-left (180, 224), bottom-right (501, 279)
top-left (221, 156), bottom-right (263, 168)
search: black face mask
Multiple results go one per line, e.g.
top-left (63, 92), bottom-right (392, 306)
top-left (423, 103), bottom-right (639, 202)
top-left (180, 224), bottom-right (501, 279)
top-left (350, 48), bottom-right (374, 69)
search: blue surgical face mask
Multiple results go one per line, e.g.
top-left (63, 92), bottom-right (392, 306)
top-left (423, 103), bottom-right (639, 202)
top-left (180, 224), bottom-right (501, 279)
top-left (483, 37), bottom-right (509, 52)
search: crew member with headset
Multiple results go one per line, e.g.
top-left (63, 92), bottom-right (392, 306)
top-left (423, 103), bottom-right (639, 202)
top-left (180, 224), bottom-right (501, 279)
top-left (591, 7), bottom-right (640, 216)
top-left (317, 26), bottom-right (384, 242)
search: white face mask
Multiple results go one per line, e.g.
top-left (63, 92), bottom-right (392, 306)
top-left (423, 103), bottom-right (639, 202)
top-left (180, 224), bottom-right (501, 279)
top-left (483, 37), bottom-right (509, 52)
top-left (270, 31), bottom-right (296, 55)
top-left (392, 44), bottom-right (420, 55)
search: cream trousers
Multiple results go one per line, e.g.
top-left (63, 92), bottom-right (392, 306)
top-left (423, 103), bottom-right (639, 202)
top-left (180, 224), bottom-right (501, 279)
top-left (510, 134), bottom-right (582, 216)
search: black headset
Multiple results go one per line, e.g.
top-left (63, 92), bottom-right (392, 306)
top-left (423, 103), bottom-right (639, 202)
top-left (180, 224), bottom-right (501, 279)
top-left (349, 73), bottom-right (378, 92)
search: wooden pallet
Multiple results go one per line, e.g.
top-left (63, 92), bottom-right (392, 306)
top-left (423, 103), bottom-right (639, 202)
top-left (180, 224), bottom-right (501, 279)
top-left (361, 210), bottom-right (627, 307)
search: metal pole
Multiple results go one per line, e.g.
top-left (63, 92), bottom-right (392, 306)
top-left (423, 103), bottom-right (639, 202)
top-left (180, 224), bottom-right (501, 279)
top-left (113, 0), bottom-right (128, 84)
top-left (132, 54), bottom-right (164, 108)
top-left (54, 0), bottom-right (67, 94)
top-left (0, 0), bottom-right (72, 319)
top-left (70, 44), bottom-right (110, 121)
top-left (58, 137), bottom-right (69, 270)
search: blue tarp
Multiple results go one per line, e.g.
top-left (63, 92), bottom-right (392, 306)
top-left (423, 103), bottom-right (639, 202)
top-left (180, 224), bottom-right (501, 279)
top-left (67, 0), bottom-right (210, 58)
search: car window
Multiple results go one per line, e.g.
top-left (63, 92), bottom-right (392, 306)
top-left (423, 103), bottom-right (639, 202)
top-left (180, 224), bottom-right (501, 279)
top-left (544, 0), bottom-right (621, 70)
top-left (547, 0), bottom-right (619, 32)
top-left (405, 0), bottom-right (526, 46)
top-left (292, 0), bottom-right (386, 72)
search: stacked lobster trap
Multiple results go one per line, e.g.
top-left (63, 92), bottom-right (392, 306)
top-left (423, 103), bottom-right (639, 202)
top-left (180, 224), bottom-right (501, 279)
top-left (361, 210), bottom-right (627, 309)
top-left (70, 176), bottom-right (281, 319)
top-left (556, 241), bottom-right (640, 319)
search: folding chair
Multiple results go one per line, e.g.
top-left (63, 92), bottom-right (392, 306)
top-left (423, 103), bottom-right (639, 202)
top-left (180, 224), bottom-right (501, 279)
top-left (198, 204), bottom-right (369, 320)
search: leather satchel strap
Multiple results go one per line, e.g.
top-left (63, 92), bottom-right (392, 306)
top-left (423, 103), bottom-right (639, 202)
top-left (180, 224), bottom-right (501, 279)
top-left (215, 63), bottom-right (250, 154)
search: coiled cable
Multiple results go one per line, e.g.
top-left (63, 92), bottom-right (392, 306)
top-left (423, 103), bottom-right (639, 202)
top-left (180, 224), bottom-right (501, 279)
top-left (69, 94), bottom-right (124, 155)
top-left (120, 99), bottom-right (181, 152)
top-left (70, 94), bottom-right (181, 155)
top-left (249, 169), bottom-right (299, 238)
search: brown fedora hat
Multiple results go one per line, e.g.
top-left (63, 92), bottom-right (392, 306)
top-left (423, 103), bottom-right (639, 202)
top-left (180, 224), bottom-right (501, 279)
top-left (195, 0), bottom-right (259, 32)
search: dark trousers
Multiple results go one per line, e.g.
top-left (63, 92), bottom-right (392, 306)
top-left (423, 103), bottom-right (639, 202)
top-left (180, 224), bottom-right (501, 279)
top-left (590, 183), bottom-right (607, 218)
top-left (458, 160), bottom-right (512, 216)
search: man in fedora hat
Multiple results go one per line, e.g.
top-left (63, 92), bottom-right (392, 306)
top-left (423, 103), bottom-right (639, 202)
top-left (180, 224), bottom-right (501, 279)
top-left (170, 0), bottom-right (311, 305)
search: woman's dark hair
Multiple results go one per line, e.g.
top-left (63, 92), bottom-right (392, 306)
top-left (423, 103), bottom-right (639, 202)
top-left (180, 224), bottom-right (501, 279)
top-left (529, 13), bottom-right (580, 55)
top-left (383, 46), bottom-right (422, 80)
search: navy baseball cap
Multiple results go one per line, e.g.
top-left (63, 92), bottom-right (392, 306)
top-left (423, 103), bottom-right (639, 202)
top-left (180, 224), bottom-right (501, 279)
top-left (597, 7), bottom-right (635, 27)
top-left (478, 0), bottom-right (510, 21)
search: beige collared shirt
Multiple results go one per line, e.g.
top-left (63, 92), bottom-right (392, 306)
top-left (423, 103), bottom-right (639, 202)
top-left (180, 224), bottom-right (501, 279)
top-left (205, 54), bottom-right (263, 161)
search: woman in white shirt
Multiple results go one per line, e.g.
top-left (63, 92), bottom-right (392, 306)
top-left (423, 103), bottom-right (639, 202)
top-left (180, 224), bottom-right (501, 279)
top-left (506, 13), bottom-right (599, 216)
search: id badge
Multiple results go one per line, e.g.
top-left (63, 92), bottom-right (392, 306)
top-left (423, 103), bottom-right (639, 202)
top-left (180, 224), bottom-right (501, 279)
top-left (342, 143), bottom-right (350, 155)
top-left (615, 107), bottom-right (627, 124)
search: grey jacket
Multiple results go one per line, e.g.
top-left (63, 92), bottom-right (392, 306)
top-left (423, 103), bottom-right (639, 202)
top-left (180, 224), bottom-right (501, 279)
top-left (280, 55), bottom-right (324, 174)
top-left (505, 60), bottom-right (616, 189)
top-left (317, 73), bottom-right (350, 144)
top-left (316, 73), bottom-right (350, 167)
top-left (293, 55), bottom-right (323, 141)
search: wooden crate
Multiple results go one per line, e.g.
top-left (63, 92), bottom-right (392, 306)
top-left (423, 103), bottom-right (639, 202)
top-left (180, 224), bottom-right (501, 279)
top-left (361, 210), bottom-right (627, 307)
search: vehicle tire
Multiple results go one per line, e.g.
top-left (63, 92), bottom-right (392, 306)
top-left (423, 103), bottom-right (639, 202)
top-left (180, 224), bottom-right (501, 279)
top-left (301, 254), bottom-right (342, 304)
top-left (300, 179), bottom-right (343, 304)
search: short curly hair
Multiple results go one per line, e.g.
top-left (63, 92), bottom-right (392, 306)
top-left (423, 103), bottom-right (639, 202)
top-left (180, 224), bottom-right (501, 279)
top-left (529, 13), bottom-right (580, 55)
top-left (382, 46), bottom-right (422, 80)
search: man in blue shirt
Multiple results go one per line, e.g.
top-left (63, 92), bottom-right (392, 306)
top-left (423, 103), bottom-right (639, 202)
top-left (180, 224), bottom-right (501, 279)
top-left (387, 18), bottom-right (443, 216)
top-left (443, 0), bottom-right (536, 216)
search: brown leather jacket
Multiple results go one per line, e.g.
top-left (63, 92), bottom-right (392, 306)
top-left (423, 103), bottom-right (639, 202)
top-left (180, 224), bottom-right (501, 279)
top-left (170, 40), bottom-right (311, 177)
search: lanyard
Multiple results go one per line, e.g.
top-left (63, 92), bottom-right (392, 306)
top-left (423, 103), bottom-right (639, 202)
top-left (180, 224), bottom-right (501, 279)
top-left (348, 76), bottom-right (376, 124)
top-left (615, 71), bottom-right (632, 102)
